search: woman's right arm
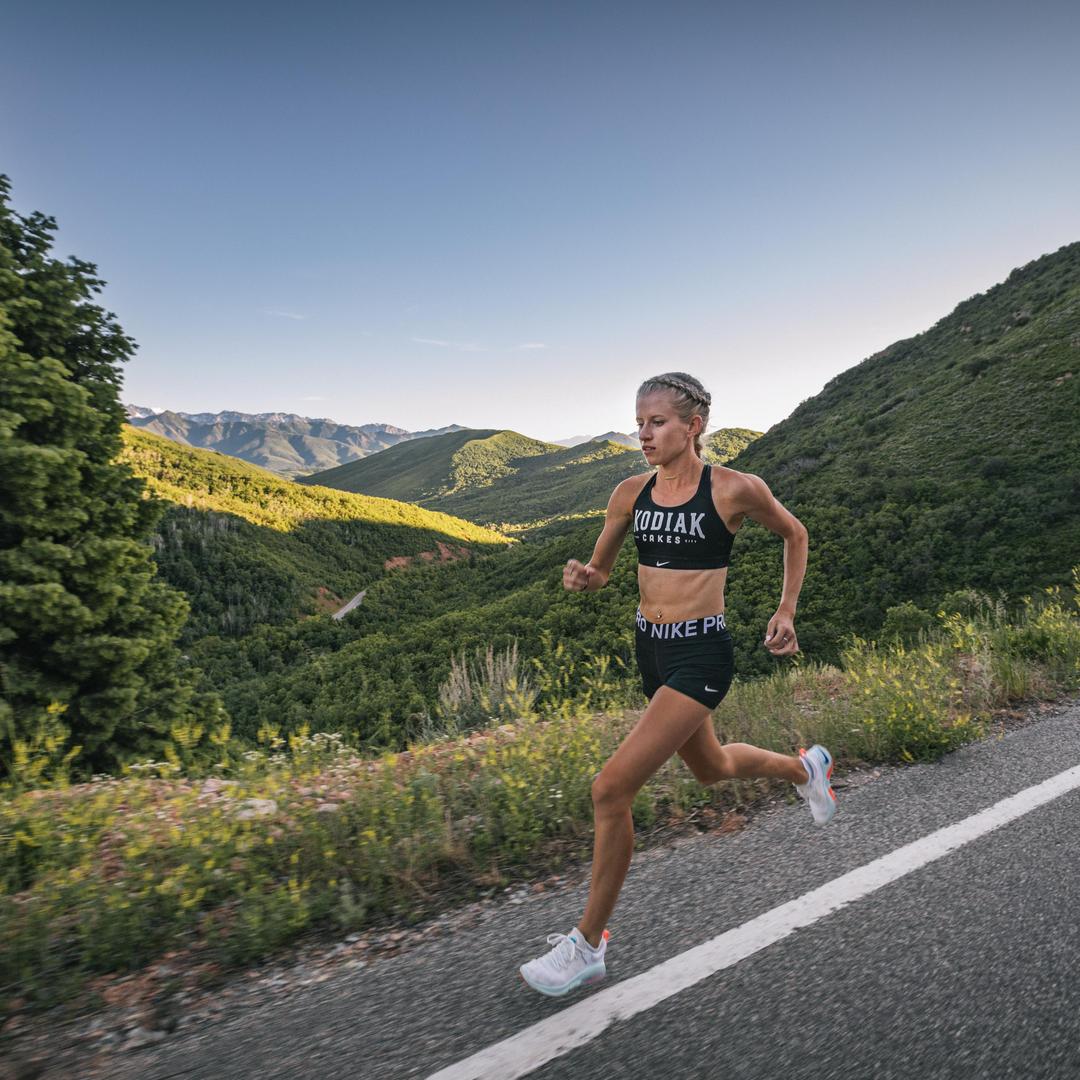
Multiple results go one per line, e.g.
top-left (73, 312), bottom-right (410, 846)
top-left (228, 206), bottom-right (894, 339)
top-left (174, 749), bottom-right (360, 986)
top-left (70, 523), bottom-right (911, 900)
top-left (563, 478), bottom-right (636, 592)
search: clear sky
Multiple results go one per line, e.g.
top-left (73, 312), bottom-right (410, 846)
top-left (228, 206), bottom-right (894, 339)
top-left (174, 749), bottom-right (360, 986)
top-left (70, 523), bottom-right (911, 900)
top-left (4, 1), bottom-right (1079, 443)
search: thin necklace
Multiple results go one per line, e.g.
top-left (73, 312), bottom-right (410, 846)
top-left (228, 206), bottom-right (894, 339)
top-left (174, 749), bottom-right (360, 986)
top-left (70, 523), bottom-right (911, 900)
top-left (658, 462), bottom-right (701, 483)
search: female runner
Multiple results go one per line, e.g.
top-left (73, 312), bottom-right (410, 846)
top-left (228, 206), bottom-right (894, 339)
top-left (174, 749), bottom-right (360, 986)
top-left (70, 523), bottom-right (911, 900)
top-left (519, 371), bottom-right (836, 997)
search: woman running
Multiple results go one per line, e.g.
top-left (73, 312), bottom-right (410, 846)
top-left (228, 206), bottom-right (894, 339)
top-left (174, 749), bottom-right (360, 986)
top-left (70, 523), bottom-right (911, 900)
top-left (519, 371), bottom-right (836, 997)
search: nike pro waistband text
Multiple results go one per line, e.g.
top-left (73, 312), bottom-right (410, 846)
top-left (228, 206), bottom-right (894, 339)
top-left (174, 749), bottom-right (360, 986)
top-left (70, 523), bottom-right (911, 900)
top-left (635, 609), bottom-right (727, 638)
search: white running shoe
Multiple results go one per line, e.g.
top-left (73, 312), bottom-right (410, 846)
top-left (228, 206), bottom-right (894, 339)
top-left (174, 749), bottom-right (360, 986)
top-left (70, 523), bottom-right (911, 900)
top-left (519, 927), bottom-right (609, 997)
top-left (795, 744), bottom-right (837, 825)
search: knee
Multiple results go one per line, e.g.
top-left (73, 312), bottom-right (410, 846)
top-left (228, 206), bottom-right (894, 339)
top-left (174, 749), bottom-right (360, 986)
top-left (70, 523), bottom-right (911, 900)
top-left (591, 771), bottom-right (633, 814)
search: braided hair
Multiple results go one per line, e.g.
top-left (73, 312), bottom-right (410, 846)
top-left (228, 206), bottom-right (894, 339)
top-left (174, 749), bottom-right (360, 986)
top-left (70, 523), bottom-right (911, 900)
top-left (636, 372), bottom-right (711, 456)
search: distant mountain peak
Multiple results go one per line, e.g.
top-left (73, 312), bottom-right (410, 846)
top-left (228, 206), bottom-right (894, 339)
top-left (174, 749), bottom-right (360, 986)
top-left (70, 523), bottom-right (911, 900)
top-left (553, 431), bottom-right (638, 448)
top-left (123, 405), bottom-right (467, 478)
top-left (591, 431), bottom-right (639, 447)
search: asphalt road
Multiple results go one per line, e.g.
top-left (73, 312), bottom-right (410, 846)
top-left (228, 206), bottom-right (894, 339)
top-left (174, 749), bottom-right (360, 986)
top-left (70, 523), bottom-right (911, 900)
top-left (102, 698), bottom-right (1080, 1080)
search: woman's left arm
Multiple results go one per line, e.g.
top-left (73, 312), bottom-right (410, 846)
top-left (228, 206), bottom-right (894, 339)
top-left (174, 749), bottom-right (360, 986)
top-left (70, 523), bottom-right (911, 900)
top-left (733, 472), bottom-right (808, 657)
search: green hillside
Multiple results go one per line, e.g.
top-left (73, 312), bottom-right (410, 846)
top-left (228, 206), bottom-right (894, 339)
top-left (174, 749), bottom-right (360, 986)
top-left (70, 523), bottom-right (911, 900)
top-left (299, 428), bottom-right (557, 500)
top-left (186, 513), bottom-right (640, 743)
top-left (718, 240), bottom-right (1080, 662)
top-left (433, 428), bottom-right (762, 527)
top-left (430, 440), bottom-right (640, 525)
top-left (703, 427), bottom-right (763, 464)
top-left (119, 427), bottom-right (512, 640)
top-left (302, 425), bottom-right (761, 528)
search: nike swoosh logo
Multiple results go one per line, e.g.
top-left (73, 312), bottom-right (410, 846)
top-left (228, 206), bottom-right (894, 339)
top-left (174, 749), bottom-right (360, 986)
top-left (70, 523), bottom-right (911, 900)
top-left (705, 685), bottom-right (718, 692)
top-left (656, 561), bottom-right (670, 567)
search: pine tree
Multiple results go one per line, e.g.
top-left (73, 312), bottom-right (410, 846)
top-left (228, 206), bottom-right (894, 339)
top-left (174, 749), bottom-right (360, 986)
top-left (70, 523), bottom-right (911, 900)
top-left (0, 175), bottom-right (215, 777)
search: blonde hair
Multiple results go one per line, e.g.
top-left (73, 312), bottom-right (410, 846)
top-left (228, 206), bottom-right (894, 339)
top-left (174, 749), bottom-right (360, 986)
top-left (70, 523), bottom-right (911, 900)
top-left (636, 372), bottom-right (711, 456)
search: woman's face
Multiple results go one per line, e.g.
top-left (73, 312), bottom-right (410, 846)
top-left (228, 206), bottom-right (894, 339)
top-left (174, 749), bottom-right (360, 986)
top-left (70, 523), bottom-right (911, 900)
top-left (636, 391), bottom-right (697, 465)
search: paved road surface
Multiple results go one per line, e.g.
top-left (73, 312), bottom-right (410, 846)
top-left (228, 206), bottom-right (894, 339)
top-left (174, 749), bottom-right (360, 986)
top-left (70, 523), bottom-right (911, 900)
top-left (102, 700), bottom-right (1080, 1079)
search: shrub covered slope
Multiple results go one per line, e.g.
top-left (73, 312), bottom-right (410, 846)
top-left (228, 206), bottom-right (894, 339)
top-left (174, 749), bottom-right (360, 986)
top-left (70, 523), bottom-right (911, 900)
top-left (721, 240), bottom-right (1080, 660)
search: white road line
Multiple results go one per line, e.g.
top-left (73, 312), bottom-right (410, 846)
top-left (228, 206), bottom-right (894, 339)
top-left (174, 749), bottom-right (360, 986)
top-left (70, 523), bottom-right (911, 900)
top-left (427, 762), bottom-right (1080, 1080)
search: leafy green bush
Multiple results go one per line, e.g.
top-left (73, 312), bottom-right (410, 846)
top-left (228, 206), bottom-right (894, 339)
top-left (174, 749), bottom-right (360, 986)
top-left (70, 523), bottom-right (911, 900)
top-left (880, 601), bottom-right (936, 645)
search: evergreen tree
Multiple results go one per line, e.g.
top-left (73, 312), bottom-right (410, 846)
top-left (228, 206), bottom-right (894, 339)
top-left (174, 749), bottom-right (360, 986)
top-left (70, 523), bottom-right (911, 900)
top-left (0, 175), bottom-right (215, 777)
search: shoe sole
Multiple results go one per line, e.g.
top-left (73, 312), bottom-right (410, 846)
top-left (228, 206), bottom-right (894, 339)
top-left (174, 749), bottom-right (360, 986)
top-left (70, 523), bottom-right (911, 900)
top-left (519, 962), bottom-right (606, 997)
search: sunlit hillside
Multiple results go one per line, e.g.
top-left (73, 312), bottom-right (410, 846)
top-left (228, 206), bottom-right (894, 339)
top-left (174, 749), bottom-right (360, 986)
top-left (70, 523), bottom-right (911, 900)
top-left (119, 427), bottom-right (512, 639)
top-left (299, 428), bottom-right (558, 501)
top-left (302, 426), bottom-right (762, 528)
top-left (433, 428), bottom-right (763, 527)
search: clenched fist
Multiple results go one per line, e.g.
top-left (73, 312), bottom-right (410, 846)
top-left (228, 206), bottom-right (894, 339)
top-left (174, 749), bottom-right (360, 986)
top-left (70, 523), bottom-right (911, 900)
top-left (563, 558), bottom-right (594, 592)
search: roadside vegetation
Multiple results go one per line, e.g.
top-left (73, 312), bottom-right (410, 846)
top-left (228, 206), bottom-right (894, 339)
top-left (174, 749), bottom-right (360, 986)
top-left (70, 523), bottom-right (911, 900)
top-left (4, 574), bottom-right (1078, 1014)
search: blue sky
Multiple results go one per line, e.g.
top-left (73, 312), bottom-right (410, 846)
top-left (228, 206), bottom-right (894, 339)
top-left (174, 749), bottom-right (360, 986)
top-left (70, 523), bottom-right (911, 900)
top-left (4, 1), bottom-right (1079, 442)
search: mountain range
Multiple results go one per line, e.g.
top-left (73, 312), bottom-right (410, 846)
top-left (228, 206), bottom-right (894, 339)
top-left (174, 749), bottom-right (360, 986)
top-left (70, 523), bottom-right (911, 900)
top-left (123, 406), bottom-right (466, 478)
top-left (124, 405), bottom-right (645, 478)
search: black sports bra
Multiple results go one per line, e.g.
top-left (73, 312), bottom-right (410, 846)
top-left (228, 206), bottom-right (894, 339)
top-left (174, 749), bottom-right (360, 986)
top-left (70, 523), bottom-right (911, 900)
top-left (632, 463), bottom-right (736, 570)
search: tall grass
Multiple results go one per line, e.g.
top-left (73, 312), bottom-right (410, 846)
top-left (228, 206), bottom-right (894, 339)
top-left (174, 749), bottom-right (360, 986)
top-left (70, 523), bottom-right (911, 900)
top-left (429, 641), bottom-right (538, 739)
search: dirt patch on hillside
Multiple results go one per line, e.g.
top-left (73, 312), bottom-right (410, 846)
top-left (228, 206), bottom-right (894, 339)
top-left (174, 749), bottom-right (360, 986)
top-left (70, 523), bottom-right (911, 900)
top-left (383, 542), bottom-right (471, 571)
top-left (310, 586), bottom-right (343, 614)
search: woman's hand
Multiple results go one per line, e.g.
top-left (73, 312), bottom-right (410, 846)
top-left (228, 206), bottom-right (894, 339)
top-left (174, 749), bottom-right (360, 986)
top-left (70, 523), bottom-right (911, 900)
top-left (564, 558), bottom-right (594, 592)
top-left (764, 611), bottom-right (799, 656)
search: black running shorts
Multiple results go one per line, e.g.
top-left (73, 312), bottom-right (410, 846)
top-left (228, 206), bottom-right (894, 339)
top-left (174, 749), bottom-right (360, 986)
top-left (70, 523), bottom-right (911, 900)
top-left (634, 607), bottom-right (735, 710)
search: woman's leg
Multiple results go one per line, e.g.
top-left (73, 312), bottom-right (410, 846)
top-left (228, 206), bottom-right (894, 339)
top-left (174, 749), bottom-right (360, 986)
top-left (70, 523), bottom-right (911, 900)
top-left (577, 687), bottom-right (712, 948)
top-left (675, 716), bottom-right (809, 786)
